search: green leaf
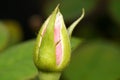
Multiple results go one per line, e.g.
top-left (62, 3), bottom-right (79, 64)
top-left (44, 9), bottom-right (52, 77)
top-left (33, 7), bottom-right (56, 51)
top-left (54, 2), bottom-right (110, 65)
top-left (70, 37), bottom-right (83, 52)
top-left (0, 21), bottom-right (23, 52)
top-left (0, 40), bottom-right (37, 80)
top-left (108, 0), bottom-right (120, 25)
top-left (0, 37), bottom-right (81, 80)
top-left (63, 40), bottom-right (120, 80)
top-left (0, 22), bottom-right (9, 52)
top-left (3, 20), bottom-right (23, 45)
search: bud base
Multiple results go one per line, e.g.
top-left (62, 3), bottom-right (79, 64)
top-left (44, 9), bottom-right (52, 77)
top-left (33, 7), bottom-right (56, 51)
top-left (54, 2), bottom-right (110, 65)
top-left (38, 71), bottom-right (61, 80)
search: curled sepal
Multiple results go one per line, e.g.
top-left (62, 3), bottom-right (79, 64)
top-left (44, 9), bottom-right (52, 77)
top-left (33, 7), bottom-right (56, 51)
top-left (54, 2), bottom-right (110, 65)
top-left (68, 8), bottom-right (85, 38)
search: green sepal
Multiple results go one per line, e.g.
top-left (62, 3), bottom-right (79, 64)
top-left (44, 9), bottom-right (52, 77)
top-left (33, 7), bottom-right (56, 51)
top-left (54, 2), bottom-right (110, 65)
top-left (68, 8), bottom-right (85, 38)
top-left (34, 5), bottom-right (59, 71)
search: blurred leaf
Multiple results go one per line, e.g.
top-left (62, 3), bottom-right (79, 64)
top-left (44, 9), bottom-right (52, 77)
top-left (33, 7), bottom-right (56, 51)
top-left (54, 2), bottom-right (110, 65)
top-left (0, 40), bottom-right (37, 80)
top-left (63, 40), bottom-right (120, 80)
top-left (0, 37), bottom-right (81, 80)
top-left (70, 37), bottom-right (83, 51)
top-left (109, 0), bottom-right (120, 25)
top-left (44, 0), bottom-right (98, 20)
top-left (0, 20), bottom-right (23, 52)
top-left (0, 22), bottom-right (9, 52)
top-left (3, 20), bottom-right (23, 45)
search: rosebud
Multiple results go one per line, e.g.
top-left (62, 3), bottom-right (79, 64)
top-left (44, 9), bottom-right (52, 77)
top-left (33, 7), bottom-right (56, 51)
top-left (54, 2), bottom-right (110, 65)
top-left (33, 5), bottom-right (84, 72)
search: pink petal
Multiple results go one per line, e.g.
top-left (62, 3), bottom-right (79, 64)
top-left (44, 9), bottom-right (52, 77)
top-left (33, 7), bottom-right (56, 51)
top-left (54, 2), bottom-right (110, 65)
top-left (54, 13), bottom-right (62, 65)
top-left (54, 14), bottom-right (61, 43)
top-left (56, 42), bottom-right (62, 65)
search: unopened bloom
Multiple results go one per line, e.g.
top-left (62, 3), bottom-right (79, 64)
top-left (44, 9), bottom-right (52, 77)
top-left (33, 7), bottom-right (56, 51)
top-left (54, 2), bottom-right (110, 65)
top-left (33, 5), bottom-right (84, 72)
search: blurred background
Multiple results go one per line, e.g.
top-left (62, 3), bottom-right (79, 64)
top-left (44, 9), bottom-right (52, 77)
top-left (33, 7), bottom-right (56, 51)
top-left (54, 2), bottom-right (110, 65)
top-left (0, 0), bottom-right (120, 44)
top-left (0, 0), bottom-right (120, 80)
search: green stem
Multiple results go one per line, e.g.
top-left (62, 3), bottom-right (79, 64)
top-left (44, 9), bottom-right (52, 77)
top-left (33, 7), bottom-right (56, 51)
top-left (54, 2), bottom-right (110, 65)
top-left (38, 71), bottom-right (61, 80)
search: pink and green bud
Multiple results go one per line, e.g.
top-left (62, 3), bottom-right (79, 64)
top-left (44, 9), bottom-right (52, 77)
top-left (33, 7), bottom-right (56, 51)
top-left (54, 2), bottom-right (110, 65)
top-left (33, 5), bottom-right (84, 72)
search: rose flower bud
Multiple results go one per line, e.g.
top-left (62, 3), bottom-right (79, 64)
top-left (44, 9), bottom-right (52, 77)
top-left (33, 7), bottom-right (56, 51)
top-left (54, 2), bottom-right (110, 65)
top-left (33, 5), bottom-right (84, 79)
top-left (33, 5), bottom-right (71, 72)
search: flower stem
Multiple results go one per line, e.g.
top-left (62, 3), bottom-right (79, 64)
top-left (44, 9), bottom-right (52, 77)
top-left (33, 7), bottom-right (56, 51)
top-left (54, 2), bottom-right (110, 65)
top-left (38, 71), bottom-right (61, 80)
